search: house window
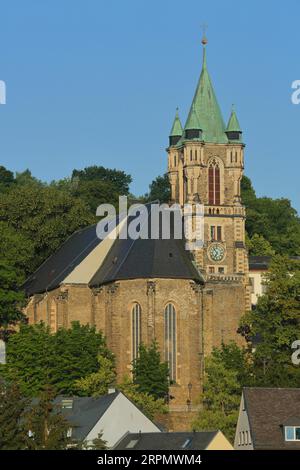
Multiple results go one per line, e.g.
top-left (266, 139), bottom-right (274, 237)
top-left (218, 267), bottom-right (225, 274)
top-left (217, 226), bottom-right (222, 241)
top-left (61, 399), bottom-right (73, 409)
top-left (208, 161), bottom-right (220, 205)
top-left (164, 303), bottom-right (176, 382)
top-left (132, 303), bottom-right (141, 361)
top-left (285, 426), bottom-right (300, 441)
top-left (249, 276), bottom-right (255, 293)
top-left (208, 266), bottom-right (215, 274)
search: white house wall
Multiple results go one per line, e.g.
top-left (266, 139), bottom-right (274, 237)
top-left (234, 392), bottom-right (253, 450)
top-left (86, 392), bottom-right (161, 448)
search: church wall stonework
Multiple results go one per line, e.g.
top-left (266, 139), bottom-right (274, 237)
top-left (25, 278), bottom-right (206, 408)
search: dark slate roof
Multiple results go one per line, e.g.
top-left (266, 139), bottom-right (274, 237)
top-left (243, 387), bottom-right (300, 450)
top-left (23, 224), bottom-right (101, 296)
top-left (249, 256), bottom-right (272, 271)
top-left (90, 204), bottom-right (203, 286)
top-left (23, 204), bottom-right (204, 296)
top-left (114, 432), bottom-right (218, 450)
top-left (54, 392), bottom-right (119, 441)
top-left (90, 236), bottom-right (203, 286)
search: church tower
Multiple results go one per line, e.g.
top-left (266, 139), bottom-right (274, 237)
top-left (167, 35), bottom-right (251, 348)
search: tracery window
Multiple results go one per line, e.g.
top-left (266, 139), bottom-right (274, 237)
top-left (132, 303), bottom-right (141, 361)
top-left (164, 303), bottom-right (176, 382)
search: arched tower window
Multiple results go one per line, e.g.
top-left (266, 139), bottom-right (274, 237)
top-left (208, 159), bottom-right (221, 205)
top-left (164, 303), bottom-right (176, 382)
top-left (132, 303), bottom-right (141, 361)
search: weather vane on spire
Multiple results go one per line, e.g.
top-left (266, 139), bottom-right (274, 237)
top-left (201, 23), bottom-right (208, 45)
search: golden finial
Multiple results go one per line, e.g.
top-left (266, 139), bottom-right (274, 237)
top-left (201, 23), bottom-right (208, 45)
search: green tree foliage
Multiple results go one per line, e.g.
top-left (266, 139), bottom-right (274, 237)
top-left (119, 376), bottom-right (167, 421)
top-left (246, 233), bottom-right (275, 256)
top-left (132, 341), bottom-right (169, 400)
top-left (3, 323), bottom-right (53, 395)
top-left (72, 179), bottom-right (120, 214)
top-left (89, 432), bottom-right (108, 450)
top-left (72, 165), bottom-right (132, 195)
top-left (76, 432), bottom-right (108, 450)
top-left (0, 378), bottom-right (28, 450)
top-left (74, 354), bottom-right (116, 396)
top-left (4, 322), bottom-right (113, 396)
top-left (14, 169), bottom-right (44, 187)
top-left (193, 343), bottom-right (250, 442)
top-left (0, 262), bottom-right (25, 340)
top-left (239, 255), bottom-right (300, 386)
top-left (0, 166), bottom-right (14, 192)
top-left (145, 173), bottom-right (171, 203)
top-left (0, 222), bottom-right (35, 277)
top-left (241, 176), bottom-right (300, 255)
top-left (0, 184), bottom-right (94, 271)
top-left (24, 386), bottom-right (70, 450)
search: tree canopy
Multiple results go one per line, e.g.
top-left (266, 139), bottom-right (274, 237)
top-left (132, 341), bottom-right (169, 400)
top-left (3, 322), bottom-right (113, 396)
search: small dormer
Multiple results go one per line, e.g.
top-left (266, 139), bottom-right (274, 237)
top-left (184, 103), bottom-right (202, 140)
top-left (225, 106), bottom-right (242, 142)
top-left (169, 108), bottom-right (183, 146)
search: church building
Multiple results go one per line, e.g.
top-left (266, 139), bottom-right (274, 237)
top-left (24, 36), bottom-right (250, 411)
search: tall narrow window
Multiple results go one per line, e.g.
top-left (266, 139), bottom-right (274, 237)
top-left (49, 300), bottom-right (57, 333)
top-left (132, 303), bottom-right (141, 361)
top-left (217, 226), bottom-right (222, 241)
top-left (210, 226), bottom-right (216, 240)
top-left (208, 160), bottom-right (221, 205)
top-left (164, 303), bottom-right (176, 382)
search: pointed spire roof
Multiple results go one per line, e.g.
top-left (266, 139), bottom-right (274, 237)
top-left (185, 103), bottom-right (202, 130)
top-left (183, 38), bottom-right (228, 144)
top-left (170, 108), bottom-right (183, 137)
top-left (226, 105), bottom-right (242, 132)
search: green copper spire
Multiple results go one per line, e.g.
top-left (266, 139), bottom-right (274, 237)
top-left (170, 108), bottom-right (183, 137)
top-left (185, 103), bottom-right (202, 130)
top-left (226, 105), bottom-right (242, 132)
top-left (183, 39), bottom-right (227, 144)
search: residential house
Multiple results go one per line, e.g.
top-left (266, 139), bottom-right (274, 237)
top-left (234, 387), bottom-right (300, 449)
top-left (56, 390), bottom-right (161, 448)
top-left (114, 431), bottom-right (233, 450)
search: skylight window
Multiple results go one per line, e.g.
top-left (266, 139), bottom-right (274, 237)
top-left (126, 439), bottom-right (139, 449)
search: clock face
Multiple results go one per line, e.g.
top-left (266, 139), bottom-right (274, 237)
top-left (209, 243), bottom-right (225, 262)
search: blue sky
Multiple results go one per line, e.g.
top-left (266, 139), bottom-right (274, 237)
top-left (0, 0), bottom-right (299, 212)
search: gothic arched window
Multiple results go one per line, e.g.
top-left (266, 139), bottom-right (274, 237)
top-left (164, 303), bottom-right (176, 382)
top-left (208, 159), bottom-right (221, 205)
top-left (132, 303), bottom-right (141, 361)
